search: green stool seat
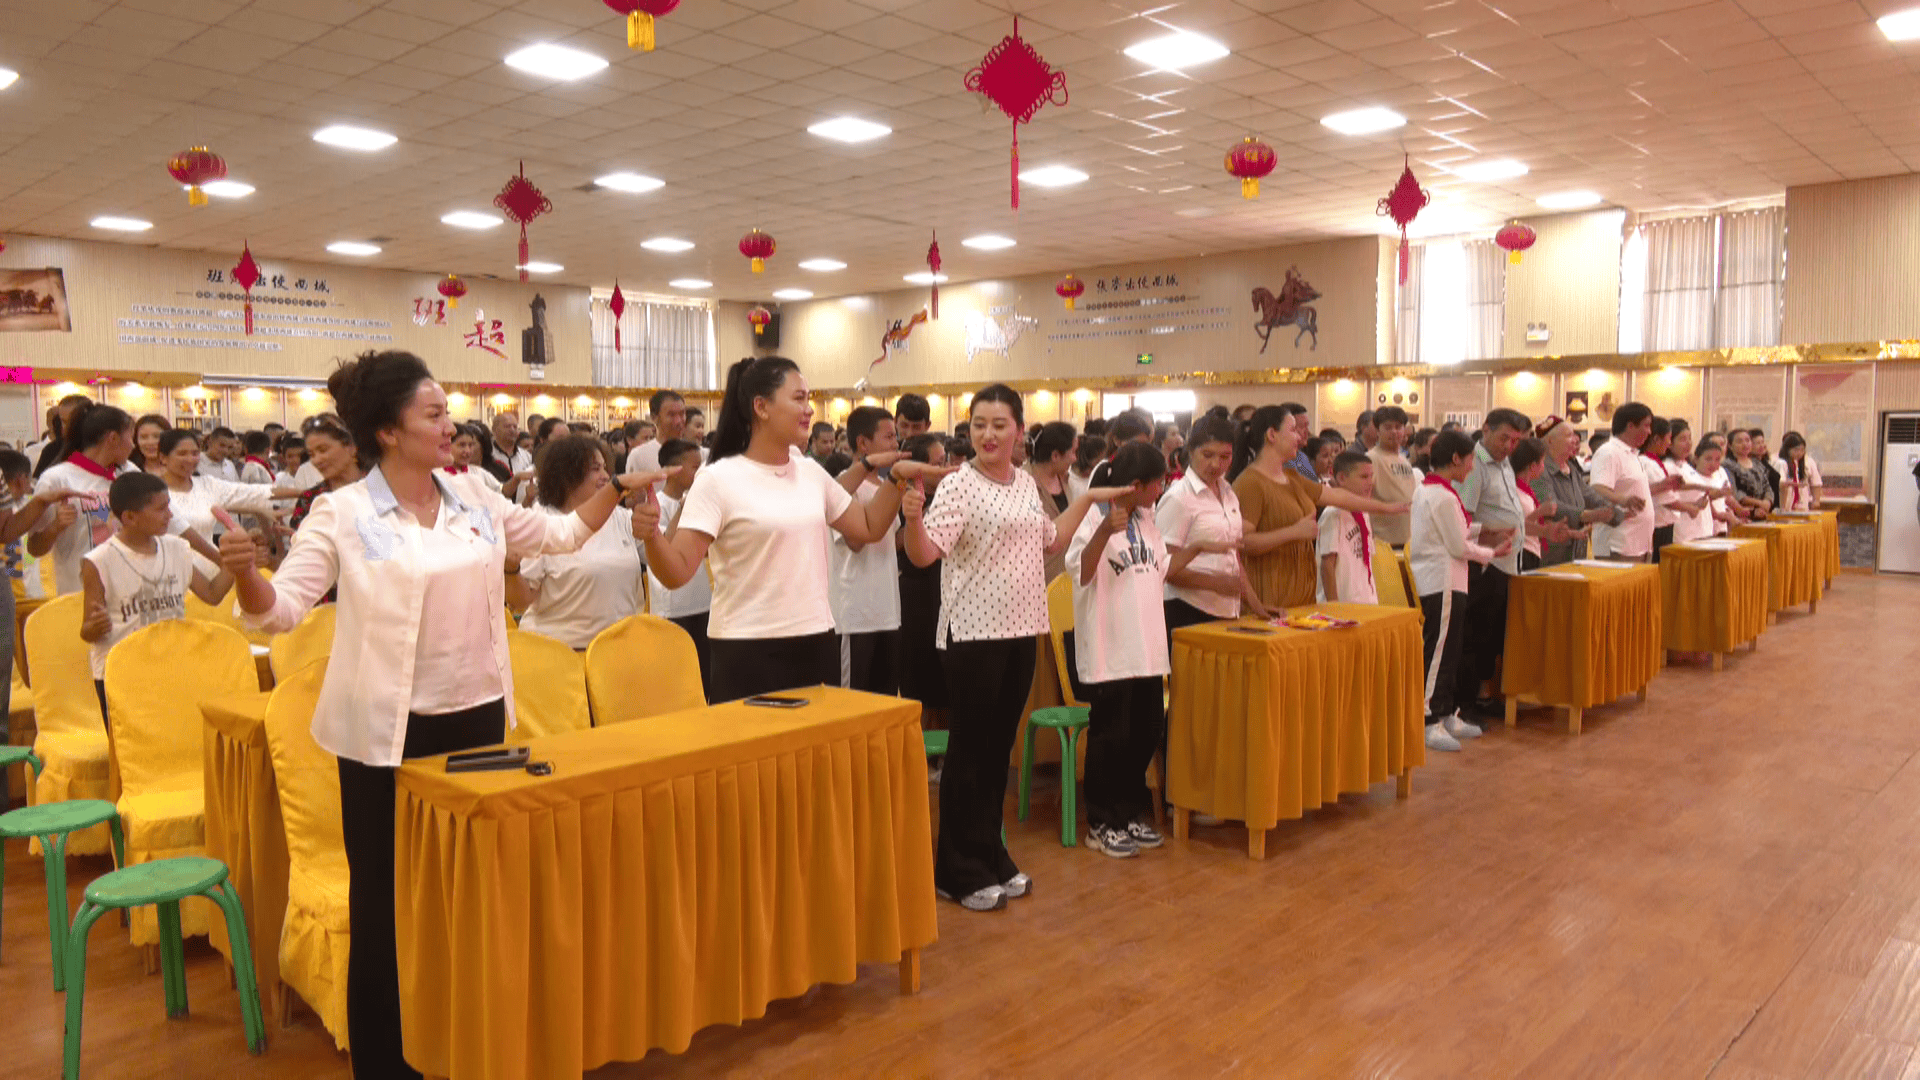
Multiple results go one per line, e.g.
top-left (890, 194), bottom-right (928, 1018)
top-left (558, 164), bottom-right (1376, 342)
top-left (922, 730), bottom-right (949, 756)
top-left (0, 744), bottom-right (42, 809)
top-left (0, 796), bottom-right (120, 990)
top-left (63, 857), bottom-right (266, 1079)
top-left (1020, 706), bottom-right (1091, 847)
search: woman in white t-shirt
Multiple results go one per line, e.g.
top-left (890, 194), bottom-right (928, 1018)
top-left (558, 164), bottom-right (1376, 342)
top-left (1680, 435), bottom-right (1743, 539)
top-left (508, 434), bottom-right (644, 650)
top-left (1157, 414), bottom-right (1267, 631)
top-left (638, 356), bottom-right (945, 703)
top-left (900, 385), bottom-right (1125, 912)
top-left (1065, 442), bottom-right (1216, 859)
top-left (1777, 431), bottom-right (1822, 512)
top-left (154, 428), bottom-right (280, 576)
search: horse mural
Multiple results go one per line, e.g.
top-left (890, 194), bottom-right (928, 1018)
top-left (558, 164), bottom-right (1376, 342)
top-left (963, 309), bottom-right (1037, 363)
top-left (1252, 267), bottom-right (1321, 352)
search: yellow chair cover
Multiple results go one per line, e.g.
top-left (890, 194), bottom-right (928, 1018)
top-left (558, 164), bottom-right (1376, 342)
top-left (106, 619), bottom-right (259, 946)
top-left (269, 604), bottom-right (335, 683)
top-left (187, 572), bottom-right (275, 648)
top-left (24, 595), bottom-right (112, 855)
top-left (1045, 573), bottom-right (1087, 708)
top-left (584, 615), bottom-right (705, 723)
top-left (263, 661), bottom-right (350, 1050)
top-left (1371, 539), bottom-right (1414, 609)
top-left (1019, 572), bottom-right (1089, 776)
top-left (506, 630), bottom-right (591, 742)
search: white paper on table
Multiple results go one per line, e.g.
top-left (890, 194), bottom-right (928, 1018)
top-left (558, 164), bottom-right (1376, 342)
top-left (1526, 570), bottom-right (1587, 579)
top-left (1572, 558), bottom-right (1637, 568)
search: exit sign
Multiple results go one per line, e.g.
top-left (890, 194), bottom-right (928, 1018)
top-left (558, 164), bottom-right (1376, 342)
top-left (1136, 352), bottom-right (1153, 365)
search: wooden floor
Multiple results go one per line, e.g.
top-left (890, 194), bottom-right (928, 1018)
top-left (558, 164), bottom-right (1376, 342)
top-left (10, 573), bottom-right (1920, 1079)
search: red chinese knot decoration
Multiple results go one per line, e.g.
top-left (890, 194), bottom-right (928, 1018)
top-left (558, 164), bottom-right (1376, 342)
top-left (926, 233), bottom-right (942, 320)
top-left (1225, 137), bottom-right (1277, 200)
top-left (493, 162), bottom-right (553, 283)
top-left (1495, 222), bottom-right (1537, 265)
top-left (436, 273), bottom-right (468, 309)
top-left (748, 306), bottom-right (772, 337)
top-left (963, 17), bottom-right (1069, 210)
top-left (739, 229), bottom-right (775, 274)
top-left (167, 146), bottom-right (227, 207)
top-left (608, 282), bottom-right (627, 353)
top-left (1375, 158), bottom-right (1431, 286)
top-left (232, 243), bottom-right (261, 336)
top-left (603, 0), bottom-right (678, 51)
top-left (1056, 273), bottom-right (1085, 311)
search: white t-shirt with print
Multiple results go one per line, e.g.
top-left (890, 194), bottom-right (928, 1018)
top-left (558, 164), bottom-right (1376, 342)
top-left (677, 452), bottom-right (853, 640)
top-left (82, 533), bottom-right (192, 679)
top-left (647, 491), bottom-right (712, 619)
top-left (518, 505), bottom-right (643, 650)
top-left (1314, 506), bottom-right (1376, 604)
top-left (1590, 438), bottom-right (1653, 558)
top-left (33, 460), bottom-right (134, 596)
top-left (920, 462), bottom-right (1056, 647)
top-left (828, 476), bottom-right (901, 635)
top-left (1064, 507), bottom-right (1169, 683)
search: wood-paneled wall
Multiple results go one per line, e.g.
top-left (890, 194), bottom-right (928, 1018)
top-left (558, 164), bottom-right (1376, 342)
top-left (1784, 174), bottom-right (1920, 344)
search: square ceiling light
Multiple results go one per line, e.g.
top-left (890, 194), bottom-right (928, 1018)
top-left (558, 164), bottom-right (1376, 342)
top-left (90, 216), bottom-right (152, 232)
top-left (1537, 190), bottom-right (1602, 210)
top-left (962, 235), bottom-right (1016, 250)
top-left (798, 258), bottom-right (846, 271)
top-left (903, 272), bottom-right (949, 285)
top-left (772, 288), bottom-right (813, 301)
top-left (1321, 107), bottom-right (1405, 135)
top-left (1880, 8), bottom-right (1920, 39)
top-left (199, 180), bottom-right (254, 199)
top-left (1123, 31), bottom-right (1229, 71)
top-left (441, 211), bottom-right (503, 229)
top-left (1453, 159), bottom-right (1529, 182)
top-left (504, 43), bottom-right (608, 81)
top-left (642, 237), bottom-right (694, 252)
top-left (807, 117), bottom-right (891, 143)
top-left (594, 172), bottom-right (664, 193)
top-left (328, 241), bottom-right (380, 256)
top-left (669, 278), bottom-right (711, 289)
top-left (313, 124), bottom-right (396, 151)
top-left (1019, 164), bottom-right (1088, 188)
top-left (518, 261), bottom-right (563, 274)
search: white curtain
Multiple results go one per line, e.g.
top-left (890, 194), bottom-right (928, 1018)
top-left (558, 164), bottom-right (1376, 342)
top-left (1413, 239), bottom-right (1505, 365)
top-left (1717, 207), bottom-right (1785, 347)
top-left (1418, 240), bottom-right (1466, 366)
top-left (1462, 238), bottom-right (1506, 360)
top-left (1640, 215), bottom-right (1718, 351)
top-left (1396, 243), bottom-right (1423, 367)
top-left (591, 298), bottom-right (714, 389)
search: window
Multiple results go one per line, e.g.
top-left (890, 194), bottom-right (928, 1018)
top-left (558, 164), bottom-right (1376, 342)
top-left (1619, 207), bottom-right (1783, 352)
top-left (1411, 238), bottom-right (1505, 366)
top-left (590, 297), bottom-right (715, 389)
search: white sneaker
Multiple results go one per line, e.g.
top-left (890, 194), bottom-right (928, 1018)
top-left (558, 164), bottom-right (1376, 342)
top-left (1000, 872), bottom-right (1031, 899)
top-left (1425, 724), bottom-right (1462, 752)
top-left (1442, 713), bottom-right (1483, 740)
top-left (936, 884), bottom-right (1008, 911)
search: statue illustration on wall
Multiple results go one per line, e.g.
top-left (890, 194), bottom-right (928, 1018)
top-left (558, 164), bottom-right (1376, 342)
top-left (522, 293), bottom-right (554, 372)
top-left (963, 307), bottom-right (1037, 363)
top-left (1252, 266), bottom-right (1320, 353)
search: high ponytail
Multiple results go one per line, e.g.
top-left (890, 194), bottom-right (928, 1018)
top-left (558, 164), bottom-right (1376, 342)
top-left (710, 355), bottom-right (799, 463)
top-left (57, 401), bottom-right (132, 468)
top-left (1230, 405), bottom-right (1288, 483)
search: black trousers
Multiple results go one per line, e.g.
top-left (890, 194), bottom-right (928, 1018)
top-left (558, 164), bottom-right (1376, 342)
top-left (94, 679), bottom-right (108, 733)
top-left (667, 611), bottom-right (714, 704)
top-left (936, 635), bottom-right (1035, 896)
top-left (1521, 550), bottom-right (1542, 572)
top-left (1455, 563), bottom-right (1509, 706)
top-left (1083, 675), bottom-right (1163, 832)
top-left (840, 629), bottom-right (901, 696)
top-left (1651, 524), bottom-right (1674, 563)
top-left (336, 698), bottom-right (505, 1080)
top-left (708, 630), bottom-right (837, 703)
top-left (1163, 597), bottom-right (1217, 653)
top-left (1420, 591), bottom-right (1470, 723)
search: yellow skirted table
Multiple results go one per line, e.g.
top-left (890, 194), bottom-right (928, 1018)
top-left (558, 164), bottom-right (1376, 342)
top-left (201, 691), bottom-right (286, 1007)
top-left (1731, 520), bottom-right (1824, 617)
top-left (1166, 603), bottom-right (1426, 861)
top-left (393, 686), bottom-right (938, 1080)
top-left (1503, 562), bottom-right (1663, 734)
top-left (1659, 539), bottom-right (1768, 667)
top-left (1772, 510), bottom-right (1841, 586)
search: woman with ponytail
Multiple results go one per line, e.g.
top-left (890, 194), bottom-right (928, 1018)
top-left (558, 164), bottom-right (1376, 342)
top-left (32, 393), bottom-right (94, 479)
top-left (27, 402), bottom-right (144, 594)
top-left (637, 356), bottom-right (949, 702)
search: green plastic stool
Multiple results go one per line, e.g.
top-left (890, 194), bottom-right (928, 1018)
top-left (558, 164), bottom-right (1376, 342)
top-left (63, 857), bottom-right (266, 1079)
top-left (1019, 706), bottom-right (1091, 847)
top-left (0, 791), bottom-right (125, 991)
top-left (0, 743), bottom-right (40, 809)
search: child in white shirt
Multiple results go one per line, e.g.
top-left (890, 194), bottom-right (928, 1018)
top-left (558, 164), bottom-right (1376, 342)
top-left (1408, 431), bottom-right (1509, 753)
top-left (1316, 450), bottom-right (1378, 604)
top-left (828, 407), bottom-right (903, 695)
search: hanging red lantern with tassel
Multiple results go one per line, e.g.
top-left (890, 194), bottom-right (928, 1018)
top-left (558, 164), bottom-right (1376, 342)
top-left (926, 232), bottom-right (942, 319)
top-left (1375, 157), bottom-right (1431, 286)
top-left (167, 146), bottom-right (227, 207)
top-left (739, 229), bottom-right (775, 274)
top-left (602, 0), bottom-right (678, 51)
top-left (1495, 221), bottom-right (1538, 265)
top-left (748, 306), bottom-right (772, 337)
top-left (1056, 273), bottom-right (1085, 311)
top-left (608, 282), bottom-right (627, 354)
top-left (1224, 136), bottom-right (1277, 199)
top-left (964, 17), bottom-right (1069, 211)
top-left (232, 243), bottom-right (261, 336)
top-left (493, 162), bottom-right (553, 283)
top-left (436, 273), bottom-right (468, 309)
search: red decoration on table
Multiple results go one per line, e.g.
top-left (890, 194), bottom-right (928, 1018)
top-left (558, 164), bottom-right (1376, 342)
top-left (748, 305), bottom-right (772, 336)
top-left (608, 282), bottom-right (626, 354)
top-left (964, 17), bottom-right (1069, 210)
top-left (1055, 273), bottom-right (1085, 311)
top-left (493, 162), bottom-right (553, 283)
top-left (1496, 221), bottom-right (1538, 265)
top-left (231, 243), bottom-right (261, 335)
top-left (436, 273), bottom-right (468, 309)
top-left (603, 0), bottom-right (678, 50)
top-left (1225, 137), bottom-right (1277, 199)
top-left (739, 229), bottom-right (775, 274)
top-left (167, 146), bottom-right (227, 207)
top-left (1375, 158), bottom-right (1430, 286)
top-left (926, 232), bottom-right (942, 319)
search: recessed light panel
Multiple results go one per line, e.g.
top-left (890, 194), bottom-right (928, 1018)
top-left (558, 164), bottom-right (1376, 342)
top-left (1537, 190), bottom-right (1603, 210)
top-left (1453, 159), bottom-right (1529, 182)
top-left (903, 272), bottom-right (949, 285)
top-left (313, 124), bottom-right (396, 151)
top-left (642, 237), bottom-right (694, 253)
top-left (90, 216), bottom-right (152, 232)
top-left (798, 258), bottom-right (846, 272)
top-left (772, 288), bottom-right (813, 301)
top-left (504, 43), bottom-right (608, 81)
top-left (442, 211), bottom-right (503, 229)
top-left (669, 278), bottom-right (711, 289)
top-left (1123, 31), bottom-right (1230, 71)
top-left (962, 235), bottom-right (1016, 251)
top-left (1019, 164), bottom-right (1088, 188)
top-left (517, 261), bottom-right (563, 274)
top-left (328, 241), bottom-right (380, 256)
top-left (594, 172), bottom-right (664, 193)
top-left (1880, 8), bottom-right (1920, 40)
top-left (0, 69), bottom-right (18, 92)
top-left (807, 117), bottom-right (891, 143)
top-left (199, 180), bottom-right (254, 199)
top-left (1321, 107), bottom-right (1405, 136)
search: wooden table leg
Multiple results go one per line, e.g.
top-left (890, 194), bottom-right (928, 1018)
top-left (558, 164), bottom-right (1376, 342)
top-left (1636, 686), bottom-right (1648, 704)
top-left (1749, 637), bottom-right (1759, 652)
top-left (1504, 695), bottom-right (1518, 729)
top-left (899, 948), bottom-right (921, 995)
top-left (1768, 612), bottom-right (1777, 625)
top-left (1567, 706), bottom-right (1583, 735)
top-left (1809, 597), bottom-right (1819, 614)
top-left (1248, 827), bottom-right (1266, 861)
top-left (1172, 806), bottom-right (1190, 841)
top-left (1712, 651), bottom-right (1725, 672)
top-left (1396, 769), bottom-right (1411, 800)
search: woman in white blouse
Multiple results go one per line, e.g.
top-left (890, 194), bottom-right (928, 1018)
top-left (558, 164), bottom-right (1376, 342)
top-left (219, 349), bottom-right (662, 1080)
top-left (1678, 434), bottom-right (1744, 540)
top-left (1156, 414), bottom-right (1268, 632)
top-left (154, 428), bottom-right (280, 574)
top-left (638, 356), bottom-right (946, 703)
top-left (901, 384), bottom-right (1124, 912)
top-left (507, 434), bottom-right (644, 649)
top-left (443, 423), bottom-right (504, 494)
top-left (1777, 431), bottom-right (1822, 512)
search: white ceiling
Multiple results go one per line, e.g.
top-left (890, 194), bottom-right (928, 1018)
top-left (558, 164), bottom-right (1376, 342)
top-left (3, 0), bottom-right (1920, 301)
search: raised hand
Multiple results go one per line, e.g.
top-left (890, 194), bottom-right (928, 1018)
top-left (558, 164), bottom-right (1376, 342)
top-left (902, 479), bottom-right (927, 522)
top-left (631, 487), bottom-right (662, 540)
top-left (1085, 485), bottom-right (1134, 504)
top-left (890, 459), bottom-right (956, 486)
top-left (1104, 503), bottom-right (1130, 531)
top-left (212, 508), bottom-right (257, 574)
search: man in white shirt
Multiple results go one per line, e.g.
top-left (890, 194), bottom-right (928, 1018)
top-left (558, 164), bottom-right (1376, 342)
top-left (623, 390), bottom-right (689, 475)
top-left (1366, 406), bottom-right (1417, 546)
top-left (1454, 409), bottom-right (1528, 716)
top-left (490, 411), bottom-right (533, 476)
top-left (198, 426), bottom-right (240, 482)
top-left (1589, 403), bottom-right (1680, 561)
top-left (829, 406), bottom-right (902, 694)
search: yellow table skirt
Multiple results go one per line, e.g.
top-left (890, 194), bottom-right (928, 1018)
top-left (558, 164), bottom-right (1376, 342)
top-left (394, 686), bottom-right (938, 1080)
top-left (1731, 521), bottom-right (1824, 612)
top-left (1773, 510), bottom-right (1841, 584)
top-left (1503, 563), bottom-right (1662, 709)
top-left (1660, 540), bottom-right (1769, 653)
top-left (201, 692), bottom-right (285, 1000)
top-left (1167, 604), bottom-right (1425, 832)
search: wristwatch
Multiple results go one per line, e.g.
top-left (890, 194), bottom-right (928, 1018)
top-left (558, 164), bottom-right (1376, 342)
top-left (608, 473), bottom-right (627, 496)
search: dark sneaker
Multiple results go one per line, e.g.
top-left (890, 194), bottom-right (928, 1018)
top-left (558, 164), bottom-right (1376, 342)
top-left (1127, 820), bottom-right (1165, 848)
top-left (1086, 825), bottom-right (1139, 858)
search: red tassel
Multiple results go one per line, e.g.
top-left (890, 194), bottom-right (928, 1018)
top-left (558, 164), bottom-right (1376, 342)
top-left (519, 233), bottom-right (530, 283)
top-left (1011, 132), bottom-right (1020, 211)
top-left (244, 301), bottom-right (253, 336)
top-left (931, 284), bottom-right (939, 320)
top-left (1398, 234), bottom-right (1409, 286)
top-left (614, 324), bottom-right (622, 355)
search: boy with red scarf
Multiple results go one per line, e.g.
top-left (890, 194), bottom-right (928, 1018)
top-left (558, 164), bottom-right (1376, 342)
top-left (1316, 451), bottom-right (1378, 604)
top-left (1408, 430), bottom-right (1510, 753)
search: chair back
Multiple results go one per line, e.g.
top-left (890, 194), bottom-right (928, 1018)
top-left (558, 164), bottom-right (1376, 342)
top-left (1372, 539), bottom-right (1415, 608)
top-left (585, 614), bottom-right (705, 723)
top-left (507, 629), bottom-right (592, 741)
top-left (270, 604), bottom-right (336, 682)
top-left (23, 594), bottom-right (103, 737)
top-left (1044, 573), bottom-right (1087, 709)
top-left (186, 572), bottom-right (274, 647)
top-left (105, 620), bottom-right (257, 795)
top-left (262, 660), bottom-right (346, 887)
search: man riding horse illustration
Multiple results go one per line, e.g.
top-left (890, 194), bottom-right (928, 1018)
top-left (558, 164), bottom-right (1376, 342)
top-left (1252, 267), bottom-right (1321, 352)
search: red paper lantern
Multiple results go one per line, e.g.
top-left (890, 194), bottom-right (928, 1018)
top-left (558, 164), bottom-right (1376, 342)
top-left (739, 229), bottom-right (776, 274)
top-left (232, 243), bottom-right (261, 336)
top-left (964, 17), bottom-right (1069, 210)
top-left (603, 0), bottom-right (678, 50)
top-left (926, 232), bottom-right (942, 320)
top-left (608, 282), bottom-right (627, 354)
top-left (1375, 158), bottom-right (1431, 286)
top-left (748, 306), bottom-right (773, 337)
top-left (493, 162), bottom-right (553, 283)
top-left (1496, 222), bottom-right (1538, 265)
top-left (167, 146), bottom-right (227, 207)
top-left (436, 273), bottom-right (468, 309)
top-left (1224, 137), bottom-right (1277, 200)
top-left (1056, 273), bottom-right (1085, 311)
